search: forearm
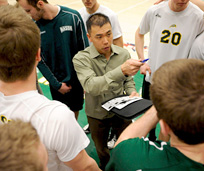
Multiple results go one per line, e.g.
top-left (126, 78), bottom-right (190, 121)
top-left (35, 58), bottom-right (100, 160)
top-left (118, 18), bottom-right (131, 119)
top-left (83, 66), bottom-right (127, 95)
top-left (113, 36), bottom-right (124, 48)
top-left (135, 28), bottom-right (145, 60)
top-left (124, 77), bottom-right (137, 95)
top-left (115, 106), bottom-right (159, 147)
top-left (64, 150), bottom-right (101, 171)
top-left (81, 157), bottom-right (102, 171)
top-left (37, 60), bottom-right (61, 90)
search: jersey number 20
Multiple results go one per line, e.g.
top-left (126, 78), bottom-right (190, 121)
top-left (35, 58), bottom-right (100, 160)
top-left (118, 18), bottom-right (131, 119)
top-left (160, 30), bottom-right (181, 46)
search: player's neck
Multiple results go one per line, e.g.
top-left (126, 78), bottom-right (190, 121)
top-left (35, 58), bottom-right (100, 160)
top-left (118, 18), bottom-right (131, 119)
top-left (168, 0), bottom-right (189, 12)
top-left (170, 135), bottom-right (204, 164)
top-left (87, 2), bottom-right (99, 14)
top-left (42, 4), bottom-right (59, 20)
top-left (0, 69), bottom-right (37, 96)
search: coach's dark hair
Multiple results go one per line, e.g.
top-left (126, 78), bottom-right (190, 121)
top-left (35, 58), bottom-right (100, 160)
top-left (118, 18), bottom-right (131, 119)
top-left (86, 13), bottom-right (111, 34)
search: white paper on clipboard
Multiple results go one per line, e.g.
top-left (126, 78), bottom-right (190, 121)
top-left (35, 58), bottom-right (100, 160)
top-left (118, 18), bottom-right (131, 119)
top-left (102, 96), bottom-right (142, 111)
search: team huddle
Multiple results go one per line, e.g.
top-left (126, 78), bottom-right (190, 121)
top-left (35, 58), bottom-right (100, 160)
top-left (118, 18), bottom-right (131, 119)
top-left (0, 0), bottom-right (204, 171)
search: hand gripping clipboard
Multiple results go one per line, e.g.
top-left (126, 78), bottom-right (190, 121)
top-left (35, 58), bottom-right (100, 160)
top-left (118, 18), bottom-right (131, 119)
top-left (102, 95), bottom-right (152, 120)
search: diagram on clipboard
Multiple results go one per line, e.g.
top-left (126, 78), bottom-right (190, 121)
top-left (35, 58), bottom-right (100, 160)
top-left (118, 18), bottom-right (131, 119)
top-left (102, 95), bottom-right (153, 120)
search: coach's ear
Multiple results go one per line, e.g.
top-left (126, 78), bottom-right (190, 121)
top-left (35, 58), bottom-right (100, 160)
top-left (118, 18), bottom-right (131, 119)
top-left (36, 48), bottom-right (41, 62)
top-left (87, 33), bottom-right (92, 42)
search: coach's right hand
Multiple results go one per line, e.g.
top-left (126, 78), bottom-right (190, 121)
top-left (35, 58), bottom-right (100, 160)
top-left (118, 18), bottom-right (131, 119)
top-left (121, 59), bottom-right (143, 76)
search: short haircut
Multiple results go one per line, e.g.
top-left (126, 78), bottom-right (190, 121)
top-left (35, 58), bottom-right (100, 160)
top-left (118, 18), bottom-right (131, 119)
top-left (150, 59), bottom-right (204, 145)
top-left (86, 13), bottom-right (111, 34)
top-left (0, 120), bottom-right (43, 171)
top-left (0, 5), bottom-right (40, 82)
top-left (16, 0), bottom-right (48, 8)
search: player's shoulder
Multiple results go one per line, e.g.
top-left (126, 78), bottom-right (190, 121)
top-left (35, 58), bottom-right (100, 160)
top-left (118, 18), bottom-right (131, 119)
top-left (188, 2), bottom-right (203, 11)
top-left (192, 32), bottom-right (204, 49)
top-left (60, 5), bottom-right (81, 17)
top-left (78, 7), bottom-right (86, 15)
top-left (36, 96), bottom-right (72, 116)
top-left (98, 5), bottom-right (117, 16)
top-left (147, 1), bottom-right (168, 13)
top-left (39, 99), bottom-right (76, 125)
top-left (188, 2), bottom-right (204, 17)
top-left (50, 105), bottom-right (75, 121)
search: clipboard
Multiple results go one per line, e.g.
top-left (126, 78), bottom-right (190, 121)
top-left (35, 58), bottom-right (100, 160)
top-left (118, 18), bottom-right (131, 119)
top-left (102, 95), bottom-right (152, 120)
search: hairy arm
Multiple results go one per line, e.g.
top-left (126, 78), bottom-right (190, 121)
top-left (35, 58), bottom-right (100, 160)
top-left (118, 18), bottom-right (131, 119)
top-left (115, 106), bottom-right (159, 147)
top-left (37, 59), bottom-right (62, 90)
top-left (64, 150), bottom-right (101, 171)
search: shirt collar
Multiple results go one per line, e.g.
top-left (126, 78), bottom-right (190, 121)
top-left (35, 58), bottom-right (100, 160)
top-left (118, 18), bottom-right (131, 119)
top-left (89, 44), bottom-right (120, 59)
top-left (0, 90), bottom-right (38, 100)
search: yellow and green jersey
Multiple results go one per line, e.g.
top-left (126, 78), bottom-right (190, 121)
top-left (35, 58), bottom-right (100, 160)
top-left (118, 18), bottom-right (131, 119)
top-left (139, 1), bottom-right (204, 83)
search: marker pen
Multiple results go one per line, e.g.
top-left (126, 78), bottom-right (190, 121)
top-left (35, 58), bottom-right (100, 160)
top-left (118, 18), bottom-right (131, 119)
top-left (141, 58), bottom-right (149, 63)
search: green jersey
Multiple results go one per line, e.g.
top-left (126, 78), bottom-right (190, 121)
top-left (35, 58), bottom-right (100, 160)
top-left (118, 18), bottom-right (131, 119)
top-left (37, 6), bottom-right (89, 90)
top-left (106, 137), bottom-right (204, 171)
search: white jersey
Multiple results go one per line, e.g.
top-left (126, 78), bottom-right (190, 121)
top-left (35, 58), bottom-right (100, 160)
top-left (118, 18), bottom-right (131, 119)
top-left (189, 31), bottom-right (204, 60)
top-left (0, 90), bottom-right (89, 171)
top-left (139, 1), bottom-right (204, 82)
top-left (79, 5), bottom-right (122, 40)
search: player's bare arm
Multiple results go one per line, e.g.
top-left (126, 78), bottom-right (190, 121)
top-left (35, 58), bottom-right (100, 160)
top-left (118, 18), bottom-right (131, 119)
top-left (113, 36), bottom-right (124, 47)
top-left (64, 149), bottom-right (101, 171)
top-left (135, 28), bottom-right (145, 60)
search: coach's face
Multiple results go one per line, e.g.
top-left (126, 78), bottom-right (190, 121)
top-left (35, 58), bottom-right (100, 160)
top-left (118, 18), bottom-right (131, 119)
top-left (87, 23), bottom-right (113, 59)
top-left (17, 0), bottom-right (44, 21)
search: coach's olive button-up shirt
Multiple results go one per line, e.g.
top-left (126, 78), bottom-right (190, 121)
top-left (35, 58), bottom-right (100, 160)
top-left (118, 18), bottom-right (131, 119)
top-left (73, 44), bottom-right (136, 119)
